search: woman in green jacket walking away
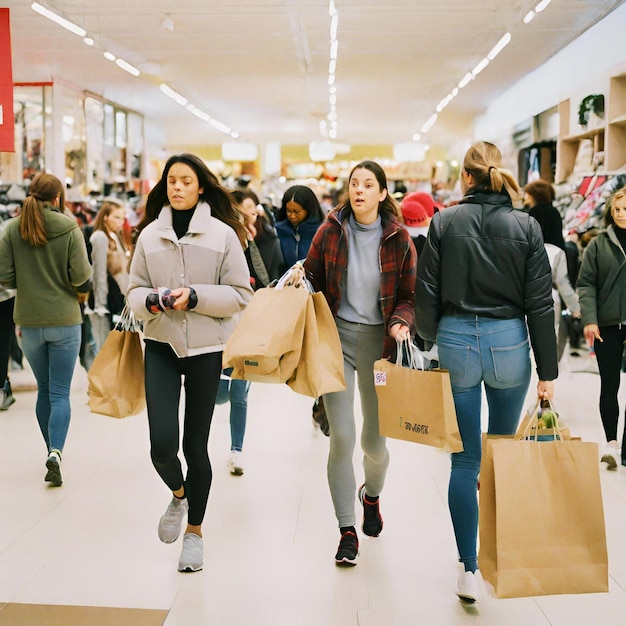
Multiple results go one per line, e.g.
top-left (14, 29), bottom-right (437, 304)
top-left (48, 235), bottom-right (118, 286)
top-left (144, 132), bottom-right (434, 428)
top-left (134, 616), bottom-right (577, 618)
top-left (578, 184), bottom-right (626, 470)
top-left (0, 173), bottom-right (92, 486)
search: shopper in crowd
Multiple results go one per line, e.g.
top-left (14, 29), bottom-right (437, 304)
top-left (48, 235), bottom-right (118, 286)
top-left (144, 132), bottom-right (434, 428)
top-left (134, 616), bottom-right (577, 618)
top-left (577, 185), bottom-right (626, 470)
top-left (0, 173), bottom-right (92, 486)
top-left (0, 287), bottom-right (16, 411)
top-left (233, 189), bottom-right (284, 288)
top-left (88, 199), bottom-right (130, 353)
top-left (415, 141), bottom-right (557, 603)
top-left (400, 192), bottom-right (431, 257)
top-left (127, 153), bottom-right (252, 573)
top-left (523, 179), bottom-right (566, 250)
top-left (303, 160), bottom-right (416, 567)
top-left (524, 180), bottom-right (581, 361)
top-left (215, 189), bottom-right (284, 476)
top-left (275, 185), bottom-right (326, 268)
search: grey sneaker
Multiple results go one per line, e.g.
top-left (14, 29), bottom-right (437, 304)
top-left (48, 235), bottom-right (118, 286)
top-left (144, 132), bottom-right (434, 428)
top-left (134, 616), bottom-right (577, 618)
top-left (0, 388), bottom-right (15, 410)
top-left (178, 533), bottom-right (204, 572)
top-left (158, 496), bottom-right (189, 543)
top-left (45, 450), bottom-right (63, 486)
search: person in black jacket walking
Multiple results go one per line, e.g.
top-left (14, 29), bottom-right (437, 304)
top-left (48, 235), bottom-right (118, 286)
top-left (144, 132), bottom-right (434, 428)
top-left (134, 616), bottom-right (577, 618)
top-left (577, 185), bottom-right (626, 471)
top-left (415, 141), bottom-right (558, 603)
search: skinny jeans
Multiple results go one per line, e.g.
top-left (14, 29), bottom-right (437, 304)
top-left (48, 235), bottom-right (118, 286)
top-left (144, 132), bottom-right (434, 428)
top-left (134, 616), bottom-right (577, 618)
top-left (323, 318), bottom-right (388, 529)
top-left (20, 324), bottom-right (82, 453)
top-left (215, 368), bottom-right (250, 452)
top-left (436, 315), bottom-right (531, 572)
top-left (144, 340), bottom-right (222, 526)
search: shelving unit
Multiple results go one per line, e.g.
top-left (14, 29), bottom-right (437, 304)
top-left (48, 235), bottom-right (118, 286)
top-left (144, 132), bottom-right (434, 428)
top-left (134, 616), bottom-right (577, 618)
top-left (556, 72), bottom-right (626, 182)
top-left (606, 74), bottom-right (626, 172)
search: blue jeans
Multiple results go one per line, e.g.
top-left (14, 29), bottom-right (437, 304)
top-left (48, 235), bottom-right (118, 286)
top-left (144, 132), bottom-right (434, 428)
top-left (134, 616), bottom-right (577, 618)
top-left (216, 368), bottom-right (250, 451)
top-left (21, 325), bottom-right (82, 454)
top-left (437, 315), bottom-right (531, 572)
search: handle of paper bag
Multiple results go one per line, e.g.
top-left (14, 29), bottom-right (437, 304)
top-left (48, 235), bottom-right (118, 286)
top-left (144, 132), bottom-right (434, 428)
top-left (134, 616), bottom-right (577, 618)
top-left (114, 304), bottom-right (143, 333)
top-left (275, 262), bottom-right (314, 293)
top-left (394, 337), bottom-right (426, 370)
top-left (516, 398), bottom-right (562, 442)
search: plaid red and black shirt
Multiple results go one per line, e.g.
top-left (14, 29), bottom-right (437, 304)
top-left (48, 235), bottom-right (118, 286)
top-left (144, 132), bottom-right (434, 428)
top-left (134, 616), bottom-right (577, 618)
top-left (303, 209), bottom-right (416, 360)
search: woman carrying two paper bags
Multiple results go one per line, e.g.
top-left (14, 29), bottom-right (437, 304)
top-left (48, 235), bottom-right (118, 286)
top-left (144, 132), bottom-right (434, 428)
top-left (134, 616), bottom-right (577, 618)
top-left (303, 160), bottom-right (417, 567)
top-left (415, 141), bottom-right (558, 603)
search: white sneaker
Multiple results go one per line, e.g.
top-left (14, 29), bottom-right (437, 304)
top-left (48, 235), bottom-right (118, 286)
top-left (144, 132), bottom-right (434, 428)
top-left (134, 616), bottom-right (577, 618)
top-left (227, 450), bottom-right (244, 476)
top-left (158, 496), bottom-right (189, 543)
top-left (601, 446), bottom-right (620, 471)
top-left (178, 533), bottom-right (204, 572)
top-left (456, 570), bottom-right (480, 603)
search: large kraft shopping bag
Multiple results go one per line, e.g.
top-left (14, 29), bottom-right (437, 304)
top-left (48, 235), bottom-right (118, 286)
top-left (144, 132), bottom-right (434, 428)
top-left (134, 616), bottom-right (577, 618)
top-left (223, 284), bottom-right (308, 383)
top-left (88, 329), bottom-right (146, 418)
top-left (286, 292), bottom-right (346, 397)
top-left (479, 435), bottom-right (608, 598)
top-left (374, 344), bottom-right (462, 452)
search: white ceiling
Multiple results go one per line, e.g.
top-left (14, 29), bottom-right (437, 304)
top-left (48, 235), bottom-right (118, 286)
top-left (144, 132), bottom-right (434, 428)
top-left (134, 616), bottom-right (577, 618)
top-left (5, 0), bottom-right (626, 151)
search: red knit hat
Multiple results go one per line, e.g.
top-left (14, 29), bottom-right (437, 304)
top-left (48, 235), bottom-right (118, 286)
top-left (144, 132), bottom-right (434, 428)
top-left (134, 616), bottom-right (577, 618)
top-left (412, 192), bottom-right (435, 218)
top-left (401, 194), bottom-right (428, 226)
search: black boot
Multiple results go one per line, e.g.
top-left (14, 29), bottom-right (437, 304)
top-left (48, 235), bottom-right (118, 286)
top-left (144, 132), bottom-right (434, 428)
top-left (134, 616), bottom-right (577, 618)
top-left (1, 378), bottom-right (15, 410)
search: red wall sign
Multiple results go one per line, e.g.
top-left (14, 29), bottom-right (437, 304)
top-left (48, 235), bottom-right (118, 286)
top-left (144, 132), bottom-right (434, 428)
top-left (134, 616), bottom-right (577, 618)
top-left (0, 8), bottom-right (15, 153)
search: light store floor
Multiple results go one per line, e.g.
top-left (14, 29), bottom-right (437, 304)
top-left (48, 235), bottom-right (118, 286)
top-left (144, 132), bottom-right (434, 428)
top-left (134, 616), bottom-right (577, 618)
top-left (1, 348), bottom-right (625, 626)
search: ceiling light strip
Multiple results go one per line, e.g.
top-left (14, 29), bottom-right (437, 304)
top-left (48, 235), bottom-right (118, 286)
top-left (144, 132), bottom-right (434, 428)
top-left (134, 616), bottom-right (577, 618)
top-left (413, 0), bottom-right (553, 141)
top-left (326, 1), bottom-right (339, 139)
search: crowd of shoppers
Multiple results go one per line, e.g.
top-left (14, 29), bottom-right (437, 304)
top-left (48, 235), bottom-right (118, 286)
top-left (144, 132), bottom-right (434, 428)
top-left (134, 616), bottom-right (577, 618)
top-left (2, 148), bottom-right (623, 605)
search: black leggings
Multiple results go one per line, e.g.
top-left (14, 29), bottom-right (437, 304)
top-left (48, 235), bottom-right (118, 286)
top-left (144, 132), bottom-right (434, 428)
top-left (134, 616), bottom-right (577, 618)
top-left (144, 340), bottom-right (222, 526)
top-left (0, 298), bottom-right (15, 384)
top-left (594, 325), bottom-right (626, 450)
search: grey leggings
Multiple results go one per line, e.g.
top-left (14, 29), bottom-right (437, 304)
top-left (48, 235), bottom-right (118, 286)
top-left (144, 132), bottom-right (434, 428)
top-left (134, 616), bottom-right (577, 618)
top-left (323, 318), bottom-right (389, 528)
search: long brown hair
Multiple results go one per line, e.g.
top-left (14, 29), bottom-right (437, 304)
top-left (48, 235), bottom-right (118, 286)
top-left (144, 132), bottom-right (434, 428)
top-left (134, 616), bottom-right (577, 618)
top-left (20, 173), bottom-right (65, 246)
top-left (93, 199), bottom-right (126, 248)
top-left (139, 153), bottom-right (248, 248)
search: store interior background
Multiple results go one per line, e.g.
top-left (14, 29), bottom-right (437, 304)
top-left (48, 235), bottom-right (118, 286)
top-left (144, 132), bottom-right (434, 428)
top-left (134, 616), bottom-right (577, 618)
top-left (2, 0), bottom-right (626, 215)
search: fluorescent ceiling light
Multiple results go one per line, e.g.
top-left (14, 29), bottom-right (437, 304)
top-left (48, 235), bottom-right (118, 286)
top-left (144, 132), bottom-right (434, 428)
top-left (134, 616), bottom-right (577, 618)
top-left (31, 2), bottom-right (86, 37)
top-left (458, 72), bottom-right (473, 89)
top-left (103, 51), bottom-right (116, 61)
top-left (535, 0), bottom-right (552, 12)
top-left (115, 58), bottom-right (140, 76)
top-left (523, 10), bottom-right (536, 24)
top-left (209, 119), bottom-right (232, 135)
top-left (421, 113), bottom-right (437, 134)
top-left (330, 14), bottom-right (339, 40)
top-left (160, 83), bottom-right (188, 106)
top-left (83, 37), bottom-right (94, 46)
top-left (329, 59), bottom-right (336, 74)
top-left (487, 33), bottom-right (511, 61)
top-left (471, 57), bottom-right (489, 77)
top-left (330, 39), bottom-right (338, 60)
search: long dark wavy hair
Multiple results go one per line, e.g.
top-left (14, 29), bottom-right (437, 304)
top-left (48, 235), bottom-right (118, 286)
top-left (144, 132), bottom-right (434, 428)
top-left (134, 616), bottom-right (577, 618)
top-left (138, 153), bottom-right (247, 248)
top-left (335, 160), bottom-right (401, 224)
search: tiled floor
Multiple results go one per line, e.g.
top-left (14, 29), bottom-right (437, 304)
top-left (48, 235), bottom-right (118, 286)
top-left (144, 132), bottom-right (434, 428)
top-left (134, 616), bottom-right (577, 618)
top-left (1, 347), bottom-right (625, 625)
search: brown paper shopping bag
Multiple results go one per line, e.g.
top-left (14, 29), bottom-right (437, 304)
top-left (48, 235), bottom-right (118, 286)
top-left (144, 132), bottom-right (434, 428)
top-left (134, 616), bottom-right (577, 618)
top-left (223, 284), bottom-right (308, 383)
top-left (374, 341), bottom-right (462, 452)
top-left (88, 329), bottom-right (146, 418)
top-left (479, 434), bottom-right (608, 598)
top-left (286, 292), bottom-right (346, 397)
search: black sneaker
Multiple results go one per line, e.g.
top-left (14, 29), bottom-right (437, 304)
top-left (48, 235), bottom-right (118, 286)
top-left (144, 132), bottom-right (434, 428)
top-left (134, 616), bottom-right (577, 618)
top-left (358, 484), bottom-right (383, 537)
top-left (45, 451), bottom-right (63, 487)
top-left (335, 530), bottom-right (359, 566)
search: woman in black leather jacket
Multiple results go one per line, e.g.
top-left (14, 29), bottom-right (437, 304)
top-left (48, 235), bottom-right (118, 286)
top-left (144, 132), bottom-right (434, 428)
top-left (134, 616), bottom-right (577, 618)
top-left (415, 141), bottom-right (558, 603)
